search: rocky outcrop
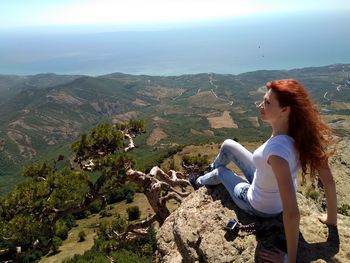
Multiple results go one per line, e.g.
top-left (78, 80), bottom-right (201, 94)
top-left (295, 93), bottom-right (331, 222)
top-left (330, 138), bottom-right (350, 207)
top-left (156, 185), bottom-right (350, 263)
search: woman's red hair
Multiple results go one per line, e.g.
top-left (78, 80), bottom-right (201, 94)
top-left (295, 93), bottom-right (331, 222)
top-left (266, 79), bottom-right (333, 180)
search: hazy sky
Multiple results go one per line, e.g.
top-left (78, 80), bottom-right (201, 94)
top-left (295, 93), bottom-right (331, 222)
top-left (1, 0), bottom-right (350, 29)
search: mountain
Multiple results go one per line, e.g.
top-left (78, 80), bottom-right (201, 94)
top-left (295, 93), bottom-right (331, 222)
top-left (0, 73), bottom-right (82, 104)
top-left (1, 64), bottom-right (350, 195)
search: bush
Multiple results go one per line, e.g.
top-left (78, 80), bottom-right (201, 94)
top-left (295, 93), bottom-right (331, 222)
top-left (16, 249), bottom-right (43, 262)
top-left (337, 204), bottom-right (350, 216)
top-left (147, 225), bottom-right (157, 251)
top-left (182, 154), bottom-right (209, 172)
top-left (125, 192), bottom-right (134, 203)
top-left (89, 199), bottom-right (104, 214)
top-left (305, 187), bottom-right (320, 201)
top-left (123, 183), bottom-right (136, 196)
top-left (127, 206), bottom-right (140, 221)
top-left (107, 189), bottom-right (125, 203)
top-left (78, 230), bottom-right (86, 242)
top-left (110, 249), bottom-right (149, 263)
top-left (62, 250), bottom-right (109, 263)
top-left (64, 214), bottom-right (77, 228)
top-left (52, 236), bottom-right (62, 253)
top-left (169, 158), bottom-right (175, 170)
top-left (54, 219), bottom-right (69, 240)
top-left (99, 209), bottom-right (112, 218)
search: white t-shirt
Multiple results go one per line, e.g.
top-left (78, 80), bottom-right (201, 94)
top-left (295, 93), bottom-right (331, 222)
top-left (247, 135), bottom-right (300, 214)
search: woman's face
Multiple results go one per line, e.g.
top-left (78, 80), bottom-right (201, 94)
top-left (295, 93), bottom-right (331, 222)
top-left (257, 89), bottom-right (285, 123)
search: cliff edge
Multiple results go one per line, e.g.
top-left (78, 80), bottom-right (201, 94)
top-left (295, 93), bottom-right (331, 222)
top-left (156, 185), bottom-right (349, 262)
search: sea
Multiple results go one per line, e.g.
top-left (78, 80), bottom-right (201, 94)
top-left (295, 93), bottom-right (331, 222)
top-left (0, 10), bottom-right (350, 76)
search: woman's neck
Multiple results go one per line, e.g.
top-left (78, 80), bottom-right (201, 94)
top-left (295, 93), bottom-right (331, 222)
top-left (271, 119), bottom-right (289, 137)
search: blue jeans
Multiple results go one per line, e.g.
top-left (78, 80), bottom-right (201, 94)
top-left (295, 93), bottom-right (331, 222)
top-left (197, 139), bottom-right (280, 218)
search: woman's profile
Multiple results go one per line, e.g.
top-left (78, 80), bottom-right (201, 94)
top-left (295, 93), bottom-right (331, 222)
top-left (189, 79), bottom-right (337, 263)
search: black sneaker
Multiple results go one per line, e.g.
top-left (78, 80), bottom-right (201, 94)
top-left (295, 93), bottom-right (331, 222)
top-left (189, 172), bottom-right (202, 190)
top-left (204, 163), bottom-right (215, 174)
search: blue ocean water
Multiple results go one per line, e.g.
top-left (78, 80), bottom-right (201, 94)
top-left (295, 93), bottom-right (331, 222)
top-left (0, 10), bottom-right (349, 76)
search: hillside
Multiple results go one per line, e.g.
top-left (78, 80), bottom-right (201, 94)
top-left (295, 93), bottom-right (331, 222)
top-left (1, 64), bottom-right (350, 194)
top-left (0, 73), bottom-right (82, 104)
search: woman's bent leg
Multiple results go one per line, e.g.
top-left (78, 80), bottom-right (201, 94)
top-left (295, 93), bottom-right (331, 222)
top-left (197, 167), bottom-right (280, 218)
top-left (198, 166), bottom-right (253, 214)
top-left (196, 168), bottom-right (221, 186)
top-left (213, 139), bottom-right (255, 183)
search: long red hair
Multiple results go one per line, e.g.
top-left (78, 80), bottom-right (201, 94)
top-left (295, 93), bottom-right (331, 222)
top-left (266, 79), bottom-right (333, 180)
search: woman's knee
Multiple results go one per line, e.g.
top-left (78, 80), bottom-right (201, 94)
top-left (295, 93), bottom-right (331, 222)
top-left (221, 139), bottom-right (242, 152)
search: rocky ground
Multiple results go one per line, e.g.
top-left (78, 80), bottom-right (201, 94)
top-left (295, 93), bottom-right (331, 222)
top-left (156, 186), bottom-right (349, 263)
top-left (156, 138), bottom-right (350, 263)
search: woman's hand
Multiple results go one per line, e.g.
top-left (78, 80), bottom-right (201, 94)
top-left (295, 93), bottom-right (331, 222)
top-left (318, 213), bottom-right (337, 226)
top-left (259, 247), bottom-right (286, 263)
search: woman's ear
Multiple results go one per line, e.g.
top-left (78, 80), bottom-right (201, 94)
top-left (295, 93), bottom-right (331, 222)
top-left (282, 106), bottom-right (290, 114)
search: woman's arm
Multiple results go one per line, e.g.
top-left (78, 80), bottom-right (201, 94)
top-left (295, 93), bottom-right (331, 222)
top-left (317, 162), bottom-right (337, 226)
top-left (268, 155), bottom-right (300, 263)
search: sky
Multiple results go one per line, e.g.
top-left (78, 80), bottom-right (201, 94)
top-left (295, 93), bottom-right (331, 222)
top-left (1, 0), bottom-right (350, 29)
top-left (1, 0), bottom-right (349, 75)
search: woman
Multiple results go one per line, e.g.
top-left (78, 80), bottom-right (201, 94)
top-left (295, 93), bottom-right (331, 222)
top-left (190, 79), bottom-right (337, 263)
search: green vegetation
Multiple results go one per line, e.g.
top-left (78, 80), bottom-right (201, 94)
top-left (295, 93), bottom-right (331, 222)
top-left (127, 206), bottom-right (141, 221)
top-left (182, 154), bottom-right (210, 173)
top-left (305, 186), bottom-right (321, 201)
top-left (78, 231), bottom-right (86, 242)
top-left (337, 204), bottom-right (350, 216)
top-left (0, 120), bottom-right (149, 262)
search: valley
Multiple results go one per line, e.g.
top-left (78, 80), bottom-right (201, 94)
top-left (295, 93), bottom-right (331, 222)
top-left (1, 64), bottom-right (350, 194)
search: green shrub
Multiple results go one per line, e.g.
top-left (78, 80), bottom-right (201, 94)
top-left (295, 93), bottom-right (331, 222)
top-left (52, 236), bottom-right (62, 253)
top-left (99, 209), bottom-right (112, 218)
top-left (107, 188), bottom-right (125, 203)
top-left (123, 183), bottom-right (136, 196)
top-left (78, 230), bottom-right (86, 242)
top-left (54, 219), bottom-right (69, 240)
top-left (89, 199), bottom-right (104, 214)
top-left (64, 214), bottom-right (77, 228)
top-left (125, 192), bottom-right (134, 203)
top-left (110, 249), bottom-right (150, 263)
top-left (305, 187), bottom-right (320, 201)
top-left (127, 206), bottom-right (140, 221)
top-left (16, 249), bottom-right (43, 263)
top-left (182, 154), bottom-right (209, 172)
top-left (62, 249), bottom-right (109, 263)
top-left (337, 204), bottom-right (350, 216)
top-left (169, 158), bottom-right (175, 170)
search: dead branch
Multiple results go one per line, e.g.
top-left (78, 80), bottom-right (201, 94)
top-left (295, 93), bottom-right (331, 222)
top-left (160, 192), bottom-right (183, 206)
top-left (149, 166), bottom-right (190, 190)
top-left (126, 167), bottom-right (191, 226)
top-left (123, 132), bottom-right (135, 152)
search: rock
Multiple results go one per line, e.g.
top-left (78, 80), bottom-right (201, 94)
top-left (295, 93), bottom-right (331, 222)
top-left (330, 138), bottom-right (350, 207)
top-left (156, 185), bottom-right (350, 263)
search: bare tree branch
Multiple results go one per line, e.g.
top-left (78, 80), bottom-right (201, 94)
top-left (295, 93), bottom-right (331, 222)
top-left (126, 167), bottom-right (190, 226)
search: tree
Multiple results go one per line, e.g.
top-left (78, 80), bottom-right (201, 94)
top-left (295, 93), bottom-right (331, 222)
top-left (0, 120), bottom-right (144, 260)
top-left (71, 123), bottom-right (124, 165)
top-left (0, 118), bottom-right (189, 261)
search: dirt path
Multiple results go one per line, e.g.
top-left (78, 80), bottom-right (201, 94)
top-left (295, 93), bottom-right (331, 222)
top-left (209, 74), bottom-right (233, 105)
